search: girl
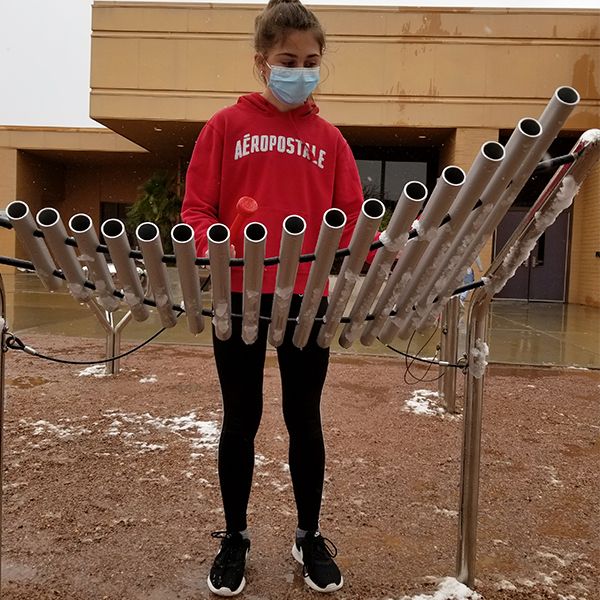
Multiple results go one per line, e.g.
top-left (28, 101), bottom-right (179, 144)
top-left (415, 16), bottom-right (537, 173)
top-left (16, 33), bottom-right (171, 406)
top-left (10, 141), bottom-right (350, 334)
top-left (182, 0), bottom-right (366, 595)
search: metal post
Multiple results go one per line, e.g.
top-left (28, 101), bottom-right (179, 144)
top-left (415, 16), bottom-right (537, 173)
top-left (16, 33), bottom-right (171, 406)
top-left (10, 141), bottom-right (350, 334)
top-left (456, 290), bottom-right (490, 587)
top-left (439, 294), bottom-right (460, 413)
top-left (1, 272), bottom-right (6, 568)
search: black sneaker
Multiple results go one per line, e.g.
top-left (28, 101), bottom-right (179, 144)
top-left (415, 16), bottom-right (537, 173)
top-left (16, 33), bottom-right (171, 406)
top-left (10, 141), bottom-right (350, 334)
top-left (292, 531), bottom-right (343, 592)
top-left (207, 531), bottom-right (250, 596)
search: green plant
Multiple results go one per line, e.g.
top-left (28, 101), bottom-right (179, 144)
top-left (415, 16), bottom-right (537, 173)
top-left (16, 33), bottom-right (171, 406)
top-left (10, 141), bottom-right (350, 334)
top-left (126, 171), bottom-right (182, 254)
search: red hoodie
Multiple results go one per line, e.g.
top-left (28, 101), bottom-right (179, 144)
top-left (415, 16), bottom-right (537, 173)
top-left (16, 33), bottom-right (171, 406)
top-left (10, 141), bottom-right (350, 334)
top-left (181, 92), bottom-right (365, 295)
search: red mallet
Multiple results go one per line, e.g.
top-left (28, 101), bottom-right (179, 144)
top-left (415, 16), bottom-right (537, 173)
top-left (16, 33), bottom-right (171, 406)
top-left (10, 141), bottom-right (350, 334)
top-left (229, 196), bottom-right (259, 242)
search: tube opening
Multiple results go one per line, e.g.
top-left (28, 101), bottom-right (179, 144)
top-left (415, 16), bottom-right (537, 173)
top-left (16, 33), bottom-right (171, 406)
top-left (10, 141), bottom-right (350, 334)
top-left (405, 181), bottom-right (428, 202)
top-left (136, 222), bottom-right (159, 242)
top-left (519, 118), bottom-right (542, 137)
top-left (324, 208), bottom-right (346, 229)
top-left (101, 219), bottom-right (125, 239)
top-left (172, 223), bottom-right (194, 244)
top-left (6, 201), bottom-right (28, 220)
top-left (207, 223), bottom-right (229, 244)
top-left (556, 86), bottom-right (580, 106)
top-left (69, 214), bottom-right (92, 234)
top-left (37, 208), bottom-right (59, 227)
top-left (443, 166), bottom-right (466, 186)
top-left (483, 141), bottom-right (504, 161)
top-left (283, 215), bottom-right (306, 236)
top-left (363, 198), bottom-right (386, 219)
top-left (245, 222), bottom-right (267, 243)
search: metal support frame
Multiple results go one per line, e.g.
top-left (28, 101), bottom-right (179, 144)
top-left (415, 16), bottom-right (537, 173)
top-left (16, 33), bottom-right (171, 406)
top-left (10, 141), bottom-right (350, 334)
top-left (438, 294), bottom-right (460, 414)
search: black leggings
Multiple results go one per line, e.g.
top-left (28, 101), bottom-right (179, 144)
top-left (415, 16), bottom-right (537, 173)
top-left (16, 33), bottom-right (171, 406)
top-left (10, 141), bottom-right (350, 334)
top-left (212, 293), bottom-right (329, 533)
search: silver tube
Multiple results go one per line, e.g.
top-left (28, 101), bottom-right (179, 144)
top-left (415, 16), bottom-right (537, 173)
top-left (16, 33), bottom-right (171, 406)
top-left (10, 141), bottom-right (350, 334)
top-left (317, 199), bottom-right (385, 349)
top-left (292, 208), bottom-right (346, 349)
top-left (242, 222), bottom-right (267, 345)
top-left (5, 201), bottom-right (61, 292)
top-left (379, 141), bottom-right (504, 344)
top-left (268, 215), bottom-right (306, 347)
top-left (456, 289), bottom-right (490, 588)
top-left (411, 87), bottom-right (579, 331)
top-left (438, 295), bottom-right (460, 414)
top-left (69, 213), bottom-right (120, 312)
top-left (171, 223), bottom-right (205, 335)
top-left (101, 218), bottom-right (149, 322)
top-left (485, 128), bottom-right (600, 299)
top-left (207, 223), bottom-right (232, 341)
top-left (136, 222), bottom-right (178, 329)
top-left (338, 181), bottom-right (427, 349)
top-left (360, 166), bottom-right (466, 346)
top-left (402, 117), bottom-right (542, 336)
top-left (35, 207), bottom-right (92, 302)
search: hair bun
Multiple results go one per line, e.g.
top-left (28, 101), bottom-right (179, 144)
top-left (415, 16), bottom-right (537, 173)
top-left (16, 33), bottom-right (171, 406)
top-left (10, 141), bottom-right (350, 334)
top-left (266, 0), bottom-right (301, 7)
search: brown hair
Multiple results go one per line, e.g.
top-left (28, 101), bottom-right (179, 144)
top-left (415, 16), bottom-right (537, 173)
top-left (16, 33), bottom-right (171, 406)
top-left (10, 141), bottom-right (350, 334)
top-left (254, 0), bottom-right (326, 55)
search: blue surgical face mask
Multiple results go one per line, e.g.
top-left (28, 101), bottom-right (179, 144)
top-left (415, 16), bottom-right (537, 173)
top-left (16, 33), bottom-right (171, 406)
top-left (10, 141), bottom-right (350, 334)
top-left (266, 62), bottom-right (320, 106)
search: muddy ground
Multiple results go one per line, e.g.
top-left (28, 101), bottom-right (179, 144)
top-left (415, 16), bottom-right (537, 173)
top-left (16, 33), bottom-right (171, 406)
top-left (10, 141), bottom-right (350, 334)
top-left (1, 334), bottom-right (599, 599)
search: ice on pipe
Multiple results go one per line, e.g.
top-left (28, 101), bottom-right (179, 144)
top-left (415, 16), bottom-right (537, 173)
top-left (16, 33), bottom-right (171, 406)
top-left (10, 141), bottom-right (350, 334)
top-left (488, 176), bottom-right (579, 297)
top-left (275, 285), bottom-right (293, 301)
top-left (380, 229), bottom-right (408, 253)
top-left (470, 338), bottom-right (489, 379)
top-left (413, 219), bottom-right (437, 242)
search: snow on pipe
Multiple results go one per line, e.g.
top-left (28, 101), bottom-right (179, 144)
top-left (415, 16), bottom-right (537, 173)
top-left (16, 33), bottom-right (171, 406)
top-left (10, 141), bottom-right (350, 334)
top-left (486, 129), bottom-right (600, 298)
top-left (360, 165), bottom-right (466, 347)
top-left (268, 215), bottom-right (306, 347)
top-left (317, 198), bottom-right (385, 349)
top-left (100, 218), bottom-right (150, 322)
top-left (337, 181), bottom-right (427, 349)
top-left (242, 222), bottom-right (267, 345)
top-left (401, 117), bottom-right (542, 335)
top-left (292, 208), bottom-right (346, 349)
top-left (171, 223), bottom-right (204, 335)
top-left (69, 213), bottom-right (120, 312)
top-left (35, 208), bottom-right (92, 302)
top-left (207, 223), bottom-right (232, 341)
top-left (378, 140), bottom-right (505, 344)
top-left (410, 86), bottom-right (580, 332)
top-left (5, 201), bottom-right (61, 292)
top-left (135, 222), bottom-right (178, 329)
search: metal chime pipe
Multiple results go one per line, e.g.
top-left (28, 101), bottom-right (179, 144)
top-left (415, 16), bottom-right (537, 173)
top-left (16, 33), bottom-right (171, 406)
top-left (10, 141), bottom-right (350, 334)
top-left (135, 222), bottom-right (178, 329)
top-left (69, 213), bottom-right (120, 312)
top-left (317, 198), bottom-right (385, 349)
top-left (268, 215), bottom-right (306, 347)
top-left (411, 86), bottom-right (580, 332)
top-left (400, 116), bottom-right (543, 335)
top-left (338, 181), bottom-right (427, 349)
top-left (242, 222), bottom-right (267, 345)
top-left (100, 218), bottom-right (150, 322)
top-left (379, 141), bottom-right (505, 344)
top-left (35, 208), bottom-right (92, 302)
top-left (360, 166), bottom-right (466, 346)
top-left (5, 200), bottom-right (62, 292)
top-left (207, 223), bottom-right (232, 341)
top-left (171, 223), bottom-right (205, 335)
top-left (292, 208), bottom-right (346, 349)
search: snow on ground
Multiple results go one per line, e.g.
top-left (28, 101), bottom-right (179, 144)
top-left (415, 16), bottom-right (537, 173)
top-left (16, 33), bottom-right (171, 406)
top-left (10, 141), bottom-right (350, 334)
top-left (404, 389), bottom-right (457, 418)
top-left (396, 577), bottom-right (481, 600)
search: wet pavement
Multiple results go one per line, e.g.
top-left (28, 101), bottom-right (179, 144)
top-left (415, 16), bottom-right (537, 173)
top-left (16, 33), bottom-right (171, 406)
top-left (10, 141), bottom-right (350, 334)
top-left (2, 270), bottom-right (599, 369)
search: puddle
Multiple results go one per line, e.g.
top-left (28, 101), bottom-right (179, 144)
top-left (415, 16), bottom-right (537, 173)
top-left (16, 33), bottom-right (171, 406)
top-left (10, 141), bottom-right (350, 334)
top-left (7, 376), bottom-right (51, 389)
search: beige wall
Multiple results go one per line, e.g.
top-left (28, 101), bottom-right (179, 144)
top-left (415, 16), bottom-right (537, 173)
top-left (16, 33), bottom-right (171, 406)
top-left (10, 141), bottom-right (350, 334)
top-left (90, 3), bottom-right (599, 135)
top-left (569, 162), bottom-right (600, 307)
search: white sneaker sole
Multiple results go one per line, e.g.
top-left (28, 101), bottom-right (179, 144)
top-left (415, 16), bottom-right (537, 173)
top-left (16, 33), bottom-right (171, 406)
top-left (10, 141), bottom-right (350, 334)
top-left (207, 574), bottom-right (246, 597)
top-left (291, 543), bottom-right (344, 593)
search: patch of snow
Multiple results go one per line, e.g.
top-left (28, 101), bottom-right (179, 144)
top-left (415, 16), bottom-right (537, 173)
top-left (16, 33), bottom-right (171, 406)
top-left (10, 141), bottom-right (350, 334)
top-left (139, 375), bottom-right (158, 383)
top-left (77, 364), bottom-right (107, 377)
top-left (397, 577), bottom-right (482, 600)
top-left (404, 390), bottom-right (446, 417)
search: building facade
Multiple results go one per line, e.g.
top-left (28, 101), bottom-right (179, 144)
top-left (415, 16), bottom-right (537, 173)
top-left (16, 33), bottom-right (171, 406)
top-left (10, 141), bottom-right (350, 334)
top-left (1, 3), bottom-right (599, 305)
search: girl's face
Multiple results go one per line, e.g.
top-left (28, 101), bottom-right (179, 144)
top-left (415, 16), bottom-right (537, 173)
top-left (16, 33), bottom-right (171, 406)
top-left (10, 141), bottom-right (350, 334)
top-left (258, 29), bottom-right (323, 110)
